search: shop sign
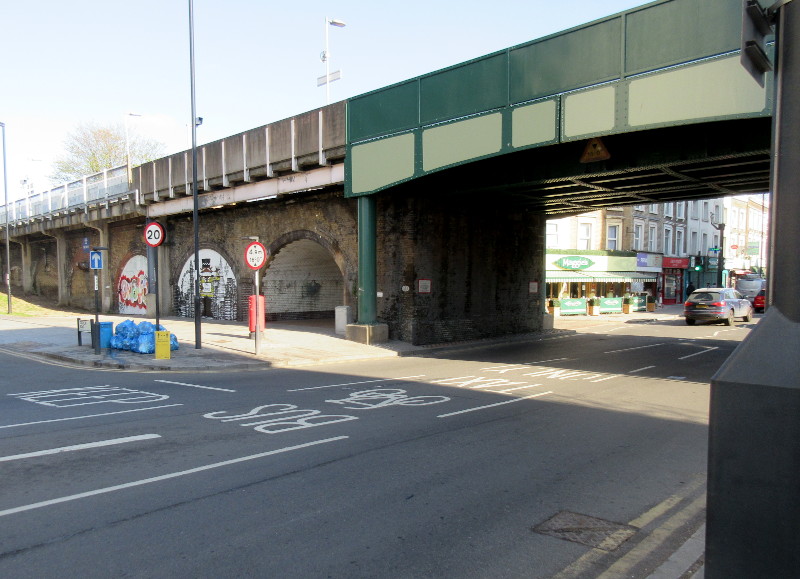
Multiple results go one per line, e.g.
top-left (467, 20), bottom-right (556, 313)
top-left (560, 298), bottom-right (587, 315)
top-left (599, 297), bottom-right (623, 313)
top-left (554, 256), bottom-right (595, 270)
top-left (636, 253), bottom-right (663, 268)
top-left (662, 257), bottom-right (689, 269)
top-left (631, 296), bottom-right (647, 311)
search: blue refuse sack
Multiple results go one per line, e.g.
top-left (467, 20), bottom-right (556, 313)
top-left (170, 333), bottom-right (179, 351)
top-left (115, 319), bottom-right (139, 338)
top-left (134, 333), bottom-right (156, 354)
top-left (137, 321), bottom-right (156, 335)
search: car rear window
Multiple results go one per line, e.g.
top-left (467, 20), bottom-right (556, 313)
top-left (690, 292), bottom-right (720, 301)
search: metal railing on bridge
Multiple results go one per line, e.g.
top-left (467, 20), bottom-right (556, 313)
top-left (1, 165), bottom-right (130, 228)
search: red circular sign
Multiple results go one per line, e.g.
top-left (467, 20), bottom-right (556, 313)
top-left (143, 222), bottom-right (165, 247)
top-left (244, 241), bottom-right (267, 270)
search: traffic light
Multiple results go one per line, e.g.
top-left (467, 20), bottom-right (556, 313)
top-left (694, 256), bottom-right (705, 271)
top-left (741, 0), bottom-right (774, 87)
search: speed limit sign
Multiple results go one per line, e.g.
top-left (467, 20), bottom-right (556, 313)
top-left (244, 241), bottom-right (267, 270)
top-left (143, 222), bottom-right (165, 248)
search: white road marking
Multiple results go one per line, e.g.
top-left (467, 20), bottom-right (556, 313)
top-left (630, 366), bottom-right (656, 374)
top-left (0, 436), bottom-right (348, 518)
top-left (497, 384), bottom-right (544, 393)
top-left (678, 347), bottom-right (719, 360)
top-left (154, 380), bottom-right (236, 393)
top-left (0, 404), bottom-right (183, 430)
top-left (437, 391), bottom-right (552, 418)
top-left (287, 375), bottom-right (425, 392)
top-left (0, 434), bottom-right (161, 463)
top-left (605, 343), bottom-right (666, 354)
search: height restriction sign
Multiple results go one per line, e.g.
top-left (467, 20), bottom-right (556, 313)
top-left (244, 241), bottom-right (267, 270)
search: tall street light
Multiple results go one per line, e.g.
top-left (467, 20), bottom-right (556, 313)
top-left (1, 122), bottom-right (10, 314)
top-left (189, 0), bottom-right (202, 348)
top-left (320, 17), bottom-right (346, 104)
top-left (124, 112), bottom-right (142, 184)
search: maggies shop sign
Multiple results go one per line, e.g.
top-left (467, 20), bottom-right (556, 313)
top-left (554, 256), bottom-right (595, 270)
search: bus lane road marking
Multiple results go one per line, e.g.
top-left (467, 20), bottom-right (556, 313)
top-left (0, 434), bottom-right (161, 463)
top-left (154, 380), bottom-right (236, 393)
top-left (287, 375), bottom-right (426, 392)
top-left (0, 437), bottom-right (349, 519)
top-left (0, 405), bottom-right (184, 430)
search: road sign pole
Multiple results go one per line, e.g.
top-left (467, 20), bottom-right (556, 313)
top-left (93, 270), bottom-right (100, 355)
top-left (254, 268), bottom-right (261, 355)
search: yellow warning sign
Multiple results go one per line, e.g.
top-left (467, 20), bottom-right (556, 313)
top-left (155, 331), bottom-right (171, 360)
top-left (580, 138), bottom-right (611, 163)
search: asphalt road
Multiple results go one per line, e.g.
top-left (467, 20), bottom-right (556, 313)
top-left (0, 315), bottom-right (752, 578)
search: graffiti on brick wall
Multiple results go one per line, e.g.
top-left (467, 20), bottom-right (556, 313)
top-left (174, 249), bottom-right (237, 320)
top-left (118, 255), bottom-right (148, 314)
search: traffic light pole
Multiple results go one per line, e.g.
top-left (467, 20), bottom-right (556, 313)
top-left (706, 2), bottom-right (800, 576)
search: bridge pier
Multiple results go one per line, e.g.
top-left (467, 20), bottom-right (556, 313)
top-left (348, 195), bottom-right (388, 344)
top-left (706, 3), bottom-right (800, 576)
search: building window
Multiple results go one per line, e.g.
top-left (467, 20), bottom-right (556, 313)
top-left (607, 225), bottom-right (619, 250)
top-left (676, 229), bottom-right (685, 255)
top-left (664, 203), bottom-right (674, 218)
top-left (649, 204), bottom-right (659, 215)
top-left (676, 202), bottom-right (685, 220)
top-left (546, 222), bottom-right (558, 248)
top-left (648, 224), bottom-right (657, 252)
top-left (703, 201), bottom-right (710, 221)
top-left (664, 227), bottom-right (673, 255)
top-left (578, 223), bottom-right (592, 250)
top-left (691, 231), bottom-right (698, 255)
top-left (692, 201), bottom-right (699, 219)
top-left (634, 224), bottom-right (643, 250)
top-left (702, 233), bottom-right (709, 252)
top-left (634, 204), bottom-right (645, 211)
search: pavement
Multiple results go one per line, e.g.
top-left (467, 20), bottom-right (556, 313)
top-left (0, 303), bottom-right (705, 577)
top-left (0, 304), bottom-right (687, 372)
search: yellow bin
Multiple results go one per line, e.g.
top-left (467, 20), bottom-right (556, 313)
top-left (155, 331), bottom-right (171, 360)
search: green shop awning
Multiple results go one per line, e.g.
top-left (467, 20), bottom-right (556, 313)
top-left (546, 271), bottom-right (658, 283)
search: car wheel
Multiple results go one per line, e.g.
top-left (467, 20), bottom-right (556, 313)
top-left (686, 318), bottom-right (696, 326)
top-left (743, 309), bottom-right (752, 322)
top-left (725, 310), bottom-right (734, 326)
top-left (756, 308), bottom-right (763, 314)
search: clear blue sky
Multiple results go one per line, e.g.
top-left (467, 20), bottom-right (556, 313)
top-left (0, 0), bottom-right (651, 200)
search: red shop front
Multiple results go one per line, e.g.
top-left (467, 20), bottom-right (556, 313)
top-left (661, 257), bottom-right (690, 304)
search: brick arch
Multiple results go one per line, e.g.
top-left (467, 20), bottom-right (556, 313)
top-left (263, 230), bottom-right (354, 320)
top-left (266, 230), bottom-right (352, 278)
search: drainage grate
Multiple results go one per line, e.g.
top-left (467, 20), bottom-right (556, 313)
top-left (533, 511), bottom-right (637, 551)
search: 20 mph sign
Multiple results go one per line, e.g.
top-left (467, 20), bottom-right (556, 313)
top-left (244, 241), bottom-right (267, 270)
top-left (143, 222), bottom-right (165, 247)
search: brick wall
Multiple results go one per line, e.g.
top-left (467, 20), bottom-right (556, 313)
top-left (376, 189), bottom-right (547, 345)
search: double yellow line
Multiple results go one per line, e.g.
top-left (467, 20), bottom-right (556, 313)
top-left (552, 475), bottom-right (706, 579)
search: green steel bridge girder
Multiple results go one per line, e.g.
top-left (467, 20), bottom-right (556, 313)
top-left (345, 0), bottom-right (774, 207)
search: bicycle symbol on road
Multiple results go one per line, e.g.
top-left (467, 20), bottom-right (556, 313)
top-left (325, 388), bottom-right (450, 410)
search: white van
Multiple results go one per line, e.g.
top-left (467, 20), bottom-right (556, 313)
top-left (735, 275), bottom-right (766, 301)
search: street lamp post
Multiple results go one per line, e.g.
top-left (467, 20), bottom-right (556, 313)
top-left (1, 122), bottom-right (10, 314)
top-left (189, 0), bottom-right (202, 349)
top-left (711, 214), bottom-right (726, 287)
top-left (124, 112), bottom-right (141, 185)
top-left (320, 17), bottom-right (346, 104)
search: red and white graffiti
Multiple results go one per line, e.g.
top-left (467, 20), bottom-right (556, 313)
top-left (118, 269), bottom-right (148, 311)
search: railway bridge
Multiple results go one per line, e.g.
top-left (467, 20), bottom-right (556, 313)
top-left (0, 0), bottom-right (773, 346)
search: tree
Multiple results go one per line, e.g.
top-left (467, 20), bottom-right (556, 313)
top-left (51, 122), bottom-right (166, 183)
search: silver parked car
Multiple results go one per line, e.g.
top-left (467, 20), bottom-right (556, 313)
top-left (684, 287), bottom-right (753, 326)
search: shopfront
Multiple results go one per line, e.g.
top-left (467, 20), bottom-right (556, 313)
top-left (546, 251), bottom-right (658, 300)
top-left (661, 257), bottom-right (690, 304)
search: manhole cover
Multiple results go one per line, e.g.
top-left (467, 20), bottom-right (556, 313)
top-left (533, 511), bottom-right (637, 551)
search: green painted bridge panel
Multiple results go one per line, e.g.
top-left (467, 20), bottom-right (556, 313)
top-left (348, 80), bottom-right (419, 143)
top-left (625, 0), bottom-right (742, 75)
top-left (420, 53), bottom-right (508, 125)
top-left (509, 18), bottom-right (622, 104)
